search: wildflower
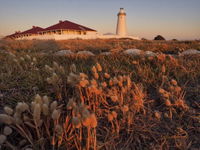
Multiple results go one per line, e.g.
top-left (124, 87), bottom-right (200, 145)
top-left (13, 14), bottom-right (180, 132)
top-left (132, 61), bottom-right (138, 65)
top-left (20, 57), bottom-right (24, 61)
top-left (79, 73), bottom-right (88, 79)
top-left (3, 126), bottom-right (13, 136)
top-left (33, 57), bottom-right (37, 62)
top-left (175, 86), bottom-right (181, 93)
top-left (4, 106), bottom-right (13, 115)
top-left (90, 79), bottom-right (97, 87)
top-left (111, 95), bottom-right (118, 102)
top-left (111, 111), bottom-right (117, 119)
top-left (79, 79), bottom-right (89, 87)
top-left (70, 64), bottom-right (77, 73)
top-left (90, 113), bottom-right (97, 128)
top-left (154, 111), bottom-right (161, 120)
top-left (107, 113), bottom-right (114, 122)
top-left (82, 115), bottom-right (91, 127)
top-left (127, 76), bottom-right (131, 89)
top-left (0, 134), bottom-right (6, 144)
top-left (122, 105), bottom-right (129, 112)
top-left (52, 109), bottom-right (60, 120)
top-left (72, 117), bottom-right (81, 128)
top-left (33, 104), bottom-right (41, 124)
top-left (161, 65), bottom-right (166, 73)
top-left (50, 101), bottom-right (58, 111)
top-left (0, 114), bottom-right (14, 125)
top-left (101, 82), bottom-right (107, 88)
top-left (52, 73), bottom-right (59, 83)
top-left (67, 98), bottom-right (74, 110)
top-left (104, 73), bottom-right (110, 79)
top-left (45, 65), bottom-right (53, 72)
top-left (55, 124), bottom-right (63, 136)
top-left (42, 104), bottom-right (49, 116)
top-left (159, 88), bottom-right (165, 94)
top-left (91, 66), bottom-right (97, 73)
top-left (43, 96), bottom-right (50, 106)
top-left (93, 73), bottom-right (99, 79)
top-left (171, 79), bottom-right (177, 86)
top-left (165, 99), bottom-right (171, 106)
top-left (34, 94), bottom-right (42, 105)
top-left (67, 72), bottom-right (80, 86)
top-left (96, 63), bottom-right (102, 72)
top-left (26, 54), bottom-right (31, 60)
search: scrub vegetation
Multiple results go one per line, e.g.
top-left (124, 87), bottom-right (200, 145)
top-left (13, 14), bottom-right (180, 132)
top-left (0, 39), bottom-right (200, 150)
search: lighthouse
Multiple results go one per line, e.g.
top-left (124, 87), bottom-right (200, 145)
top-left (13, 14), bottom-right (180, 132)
top-left (116, 8), bottom-right (127, 36)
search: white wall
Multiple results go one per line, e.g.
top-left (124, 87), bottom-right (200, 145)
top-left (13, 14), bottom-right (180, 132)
top-left (16, 33), bottom-right (140, 40)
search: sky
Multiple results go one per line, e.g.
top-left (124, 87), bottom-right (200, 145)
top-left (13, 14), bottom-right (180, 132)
top-left (0, 0), bottom-right (200, 40)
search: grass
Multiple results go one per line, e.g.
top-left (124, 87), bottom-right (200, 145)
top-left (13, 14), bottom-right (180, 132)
top-left (0, 39), bottom-right (200, 150)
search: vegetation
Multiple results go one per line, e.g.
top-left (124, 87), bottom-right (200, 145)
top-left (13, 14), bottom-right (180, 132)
top-left (0, 39), bottom-right (200, 149)
top-left (154, 35), bottom-right (166, 41)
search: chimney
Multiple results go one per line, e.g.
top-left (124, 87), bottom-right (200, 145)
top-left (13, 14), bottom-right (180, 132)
top-left (32, 26), bottom-right (36, 28)
top-left (59, 20), bottom-right (63, 23)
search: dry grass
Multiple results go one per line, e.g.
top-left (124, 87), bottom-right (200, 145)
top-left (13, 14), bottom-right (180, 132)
top-left (0, 40), bottom-right (200, 149)
top-left (0, 39), bottom-right (200, 54)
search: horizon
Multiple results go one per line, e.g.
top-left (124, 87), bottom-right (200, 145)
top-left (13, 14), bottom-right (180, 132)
top-left (0, 0), bottom-right (200, 40)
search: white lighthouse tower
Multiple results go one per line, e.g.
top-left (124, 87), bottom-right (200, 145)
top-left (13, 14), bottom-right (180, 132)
top-left (116, 8), bottom-right (127, 36)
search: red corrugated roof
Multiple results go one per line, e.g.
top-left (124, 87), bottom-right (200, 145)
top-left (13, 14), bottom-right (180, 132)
top-left (20, 26), bottom-right (44, 35)
top-left (42, 20), bottom-right (96, 32)
top-left (5, 31), bottom-right (21, 39)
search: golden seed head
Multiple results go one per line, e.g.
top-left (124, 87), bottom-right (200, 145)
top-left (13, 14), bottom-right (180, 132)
top-left (0, 134), bottom-right (7, 144)
top-left (96, 63), bottom-right (102, 72)
top-left (107, 113), bottom-right (114, 122)
top-left (104, 73), bottom-right (110, 79)
top-left (132, 61), bottom-right (138, 65)
top-left (0, 114), bottom-right (14, 125)
top-left (154, 111), bottom-right (161, 119)
top-left (90, 79), bottom-right (97, 87)
top-left (111, 111), bottom-right (118, 119)
top-left (4, 106), bottom-right (13, 115)
top-left (55, 124), bottom-right (63, 135)
top-left (93, 72), bottom-right (99, 79)
top-left (79, 79), bottom-right (89, 87)
top-left (159, 88), bottom-right (165, 94)
top-left (42, 104), bottom-right (49, 116)
top-left (165, 99), bottom-right (171, 106)
top-left (90, 113), bottom-right (97, 128)
top-left (109, 79), bottom-right (113, 86)
top-left (82, 115), bottom-right (91, 127)
top-left (163, 93), bottom-right (170, 99)
top-left (51, 109), bottom-right (60, 121)
top-left (33, 104), bottom-right (41, 124)
top-left (50, 101), bottom-right (58, 111)
top-left (171, 79), bottom-right (177, 86)
top-left (91, 66), bottom-right (97, 73)
top-left (67, 72), bottom-right (80, 86)
top-left (110, 95), bottom-right (118, 102)
top-left (175, 86), bottom-right (181, 93)
top-left (70, 64), bottom-right (77, 73)
top-left (101, 82), bottom-right (107, 88)
top-left (161, 65), bottom-right (166, 73)
top-left (67, 98), bottom-right (74, 110)
top-left (43, 96), bottom-right (50, 106)
top-left (127, 76), bottom-right (132, 89)
top-left (72, 117), bottom-right (81, 128)
top-left (122, 105), bottom-right (129, 112)
top-left (3, 126), bottom-right (13, 136)
top-left (113, 77), bottom-right (118, 85)
top-left (34, 94), bottom-right (42, 105)
top-left (79, 73), bottom-right (88, 79)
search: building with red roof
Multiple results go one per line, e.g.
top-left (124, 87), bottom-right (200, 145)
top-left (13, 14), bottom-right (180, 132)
top-left (20, 26), bottom-right (44, 37)
top-left (39, 20), bottom-right (97, 36)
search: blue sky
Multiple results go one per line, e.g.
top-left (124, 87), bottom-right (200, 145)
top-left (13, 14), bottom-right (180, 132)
top-left (0, 0), bottom-right (200, 40)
